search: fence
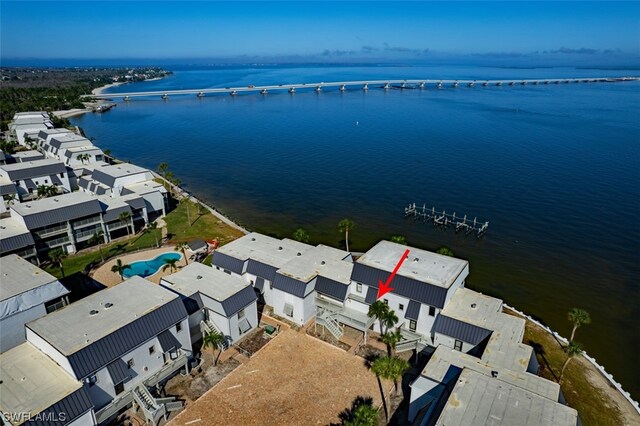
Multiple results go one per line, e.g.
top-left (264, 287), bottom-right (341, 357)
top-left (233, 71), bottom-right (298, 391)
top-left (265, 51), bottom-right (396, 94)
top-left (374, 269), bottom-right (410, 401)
top-left (503, 304), bottom-right (639, 414)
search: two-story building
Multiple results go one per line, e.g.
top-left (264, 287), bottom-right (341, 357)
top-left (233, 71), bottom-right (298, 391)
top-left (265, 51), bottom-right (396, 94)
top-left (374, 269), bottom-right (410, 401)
top-left (9, 112), bottom-right (53, 146)
top-left (0, 159), bottom-right (71, 200)
top-left (0, 254), bottom-right (69, 352)
top-left (160, 262), bottom-right (258, 344)
top-left (25, 277), bottom-right (191, 425)
top-left (0, 217), bottom-right (37, 261)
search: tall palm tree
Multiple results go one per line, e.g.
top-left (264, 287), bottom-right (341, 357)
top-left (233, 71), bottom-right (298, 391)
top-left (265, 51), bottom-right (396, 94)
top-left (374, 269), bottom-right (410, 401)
top-left (145, 221), bottom-right (160, 247)
top-left (367, 300), bottom-right (390, 336)
top-left (292, 228), bottom-right (309, 243)
top-left (390, 235), bottom-right (406, 245)
top-left (338, 219), bottom-right (355, 252)
top-left (380, 310), bottom-right (399, 335)
top-left (111, 259), bottom-right (132, 281)
top-left (48, 248), bottom-right (67, 278)
top-left (118, 211), bottom-right (133, 236)
top-left (381, 330), bottom-right (403, 357)
top-left (162, 258), bottom-right (179, 273)
top-left (559, 341), bottom-right (584, 383)
top-left (567, 308), bottom-right (591, 342)
top-left (370, 356), bottom-right (409, 421)
top-left (89, 230), bottom-right (106, 262)
top-left (176, 242), bottom-right (190, 266)
top-left (202, 330), bottom-right (226, 366)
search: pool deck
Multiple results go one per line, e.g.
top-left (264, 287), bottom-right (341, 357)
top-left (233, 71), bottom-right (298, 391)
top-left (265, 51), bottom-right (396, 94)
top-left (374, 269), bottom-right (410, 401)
top-left (92, 247), bottom-right (187, 288)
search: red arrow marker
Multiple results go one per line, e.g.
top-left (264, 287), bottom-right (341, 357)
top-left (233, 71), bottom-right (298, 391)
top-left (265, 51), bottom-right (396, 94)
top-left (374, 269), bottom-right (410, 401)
top-left (377, 249), bottom-right (410, 299)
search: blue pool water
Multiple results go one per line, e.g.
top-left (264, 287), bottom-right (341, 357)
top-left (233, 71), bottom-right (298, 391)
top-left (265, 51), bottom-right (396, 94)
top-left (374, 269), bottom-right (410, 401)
top-left (73, 64), bottom-right (640, 395)
top-left (123, 252), bottom-right (182, 278)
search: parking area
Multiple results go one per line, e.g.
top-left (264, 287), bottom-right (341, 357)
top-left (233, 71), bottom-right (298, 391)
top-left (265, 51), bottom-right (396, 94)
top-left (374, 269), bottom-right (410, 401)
top-left (169, 329), bottom-right (389, 425)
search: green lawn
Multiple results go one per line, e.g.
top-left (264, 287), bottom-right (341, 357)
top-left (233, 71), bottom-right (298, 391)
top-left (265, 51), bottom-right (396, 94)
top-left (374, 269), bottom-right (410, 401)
top-left (165, 200), bottom-right (244, 244)
top-left (518, 313), bottom-right (625, 426)
top-left (44, 230), bottom-right (161, 279)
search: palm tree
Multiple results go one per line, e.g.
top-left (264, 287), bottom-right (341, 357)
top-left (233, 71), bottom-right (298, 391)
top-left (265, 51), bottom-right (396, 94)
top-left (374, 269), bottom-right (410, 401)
top-left (381, 330), bottom-right (403, 357)
top-left (567, 308), bottom-right (591, 342)
top-left (89, 230), bottom-right (105, 262)
top-left (293, 228), bottom-right (309, 243)
top-left (367, 300), bottom-right (390, 336)
top-left (46, 185), bottom-right (59, 197)
top-left (390, 235), bottom-right (406, 245)
top-left (119, 211), bottom-right (133, 236)
top-left (162, 258), bottom-right (179, 273)
top-left (380, 310), bottom-right (399, 336)
top-left (48, 248), bottom-right (67, 278)
top-left (4, 193), bottom-right (16, 208)
top-left (202, 330), bottom-right (226, 366)
top-left (36, 185), bottom-right (49, 199)
top-left (370, 356), bottom-right (409, 421)
top-left (559, 341), bottom-right (583, 383)
top-left (145, 221), bottom-right (160, 247)
top-left (111, 259), bottom-right (132, 281)
top-left (338, 219), bottom-right (355, 252)
top-left (176, 242), bottom-right (190, 266)
top-left (157, 162), bottom-right (169, 179)
top-left (436, 246), bottom-right (454, 257)
top-left (339, 396), bottom-right (378, 426)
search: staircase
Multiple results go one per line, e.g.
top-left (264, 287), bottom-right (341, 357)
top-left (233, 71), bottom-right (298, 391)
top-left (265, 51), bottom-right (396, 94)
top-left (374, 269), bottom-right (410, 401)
top-left (396, 328), bottom-right (429, 353)
top-left (133, 385), bottom-right (183, 425)
top-left (316, 308), bottom-right (344, 339)
top-left (200, 319), bottom-right (229, 350)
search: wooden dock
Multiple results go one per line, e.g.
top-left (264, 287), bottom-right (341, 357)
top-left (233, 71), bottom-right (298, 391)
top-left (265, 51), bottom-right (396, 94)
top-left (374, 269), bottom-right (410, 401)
top-left (404, 203), bottom-right (489, 237)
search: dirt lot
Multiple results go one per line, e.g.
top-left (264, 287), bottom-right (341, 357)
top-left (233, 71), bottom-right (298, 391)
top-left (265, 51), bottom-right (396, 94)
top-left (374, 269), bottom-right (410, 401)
top-left (169, 329), bottom-right (390, 426)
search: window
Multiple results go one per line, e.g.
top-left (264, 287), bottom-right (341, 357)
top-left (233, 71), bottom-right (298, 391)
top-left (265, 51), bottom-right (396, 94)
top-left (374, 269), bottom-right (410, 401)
top-left (238, 308), bottom-right (245, 319)
top-left (399, 303), bottom-right (404, 311)
top-left (269, 282), bottom-right (273, 290)
top-left (224, 269), bottom-right (231, 275)
top-left (44, 179), bottom-right (48, 184)
top-left (176, 322), bottom-right (182, 333)
top-left (356, 283), bottom-right (362, 293)
top-left (114, 382), bottom-right (125, 395)
top-left (149, 345), bottom-right (155, 355)
top-left (127, 358), bottom-right (135, 368)
top-left (454, 339), bottom-right (463, 351)
top-left (60, 173), bottom-right (64, 178)
top-left (409, 320), bottom-right (417, 331)
top-left (383, 299), bottom-right (388, 305)
top-left (428, 306), bottom-right (436, 317)
top-left (88, 375), bottom-right (98, 387)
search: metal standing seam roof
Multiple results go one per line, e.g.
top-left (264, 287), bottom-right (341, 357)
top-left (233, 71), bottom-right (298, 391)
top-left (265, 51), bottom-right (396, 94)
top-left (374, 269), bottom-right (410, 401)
top-left (106, 358), bottom-right (131, 385)
top-left (0, 160), bottom-right (66, 181)
top-left (211, 251), bottom-right (245, 275)
top-left (365, 286), bottom-right (377, 305)
top-left (187, 239), bottom-right (207, 251)
top-left (182, 294), bottom-right (204, 315)
top-left (272, 274), bottom-right (309, 298)
top-left (124, 197), bottom-right (146, 210)
top-left (315, 276), bottom-right (349, 301)
top-left (24, 178), bottom-right (36, 190)
top-left (219, 285), bottom-right (257, 317)
top-left (246, 259), bottom-right (278, 281)
top-left (0, 182), bottom-right (17, 195)
top-left (25, 388), bottom-right (94, 426)
top-left (12, 198), bottom-right (103, 230)
top-left (405, 300), bottom-right (421, 321)
top-left (102, 205), bottom-right (132, 223)
top-left (157, 329), bottom-right (182, 352)
top-left (0, 232), bottom-right (35, 253)
top-left (90, 168), bottom-right (117, 187)
top-left (351, 263), bottom-right (449, 308)
top-left (30, 297), bottom-right (187, 379)
top-left (432, 314), bottom-right (493, 345)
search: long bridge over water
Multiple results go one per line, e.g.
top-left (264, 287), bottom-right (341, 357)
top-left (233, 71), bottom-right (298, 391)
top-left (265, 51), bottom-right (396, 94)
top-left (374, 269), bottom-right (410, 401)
top-left (87, 77), bottom-right (638, 100)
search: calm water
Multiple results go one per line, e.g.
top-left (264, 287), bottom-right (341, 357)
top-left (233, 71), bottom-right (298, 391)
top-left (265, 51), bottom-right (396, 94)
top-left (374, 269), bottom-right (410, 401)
top-left (73, 65), bottom-right (640, 395)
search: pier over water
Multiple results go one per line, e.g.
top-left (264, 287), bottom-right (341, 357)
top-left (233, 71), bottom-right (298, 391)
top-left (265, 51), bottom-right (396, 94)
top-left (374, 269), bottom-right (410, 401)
top-left (86, 77), bottom-right (638, 100)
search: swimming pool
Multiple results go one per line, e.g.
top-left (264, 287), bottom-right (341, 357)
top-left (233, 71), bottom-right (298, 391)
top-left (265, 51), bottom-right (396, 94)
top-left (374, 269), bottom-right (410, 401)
top-left (123, 252), bottom-right (182, 278)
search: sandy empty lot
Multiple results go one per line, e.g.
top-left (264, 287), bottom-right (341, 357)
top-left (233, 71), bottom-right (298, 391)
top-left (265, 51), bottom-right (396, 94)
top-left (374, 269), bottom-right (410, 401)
top-left (169, 329), bottom-right (389, 426)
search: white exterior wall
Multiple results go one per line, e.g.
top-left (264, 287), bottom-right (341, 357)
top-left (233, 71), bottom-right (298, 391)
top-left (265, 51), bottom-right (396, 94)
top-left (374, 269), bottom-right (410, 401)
top-left (443, 264), bottom-right (469, 307)
top-left (188, 309), bottom-right (206, 341)
top-left (0, 303), bottom-right (47, 352)
top-left (415, 303), bottom-right (439, 339)
top-left (432, 332), bottom-right (476, 354)
top-left (408, 376), bottom-right (441, 422)
top-left (111, 173), bottom-right (152, 195)
top-left (10, 173), bottom-right (71, 199)
top-left (140, 191), bottom-right (165, 215)
top-left (302, 291), bottom-right (316, 324)
top-left (271, 288), bottom-right (308, 325)
top-left (26, 327), bottom-right (75, 377)
top-left (65, 150), bottom-right (105, 168)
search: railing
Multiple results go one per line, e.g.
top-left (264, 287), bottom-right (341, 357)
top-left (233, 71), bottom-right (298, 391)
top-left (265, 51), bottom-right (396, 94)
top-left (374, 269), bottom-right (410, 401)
top-left (144, 350), bottom-right (188, 388)
top-left (200, 319), bottom-right (229, 349)
top-left (107, 220), bottom-right (128, 231)
top-left (95, 392), bottom-right (134, 424)
top-left (71, 216), bottom-right (101, 229)
top-left (36, 235), bottom-right (69, 251)
top-left (33, 223), bottom-right (68, 238)
top-left (316, 314), bottom-right (344, 340)
top-left (74, 225), bottom-right (102, 240)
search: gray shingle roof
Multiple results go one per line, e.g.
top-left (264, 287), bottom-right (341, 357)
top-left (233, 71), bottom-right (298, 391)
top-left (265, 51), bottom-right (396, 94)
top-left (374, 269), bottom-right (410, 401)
top-left (432, 314), bottom-right (493, 345)
top-left (12, 196), bottom-right (103, 229)
top-left (211, 251), bottom-right (245, 274)
top-left (246, 259), bottom-right (278, 281)
top-left (315, 276), bottom-right (349, 301)
top-left (405, 300), bottom-right (421, 321)
top-left (272, 274), bottom-right (308, 298)
top-left (26, 388), bottom-right (93, 426)
top-left (351, 263), bottom-right (449, 308)
top-left (0, 160), bottom-right (66, 181)
top-left (106, 358), bottom-right (131, 385)
top-left (32, 297), bottom-right (187, 379)
top-left (158, 329), bottom-right (182, 352)
top-left (220, 285), bottom-right (257, 316)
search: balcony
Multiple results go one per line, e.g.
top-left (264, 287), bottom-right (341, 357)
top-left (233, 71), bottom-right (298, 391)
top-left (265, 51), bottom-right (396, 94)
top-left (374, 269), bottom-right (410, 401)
top-left (33, 223), bottom-right (68, 239)
top-left (72, 216), bottom-right (102, 229)
top-left (316, 297), bottom-right (376, 333)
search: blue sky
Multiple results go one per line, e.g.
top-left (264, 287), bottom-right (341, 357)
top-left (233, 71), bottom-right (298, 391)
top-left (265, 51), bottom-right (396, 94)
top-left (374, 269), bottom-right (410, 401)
top-left (1, 1), bottom-right (638, 65)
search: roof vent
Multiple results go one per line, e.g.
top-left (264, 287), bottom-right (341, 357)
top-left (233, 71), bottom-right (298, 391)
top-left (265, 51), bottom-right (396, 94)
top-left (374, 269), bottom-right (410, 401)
top-left (53, 198), bottom-right (59, 202)
top-left (251, 237), bottom-right (256, 241)
top-left (278, 246), bottom-right (283, 251)
top-left (196, 275), bottom-right (203, 280)
top-left (90, 309), bottom-right (99, 316)
top-left (104, 302), bottom-right (113, 309)
top-left (413, 257), bottom-right (419, 262)
top-left (471, 303), bottom-right (477, 309)
top-left (321, 261), bottom-right (326, 265)
top-left (491, 370), bottom-right (498, 378)
top-left (297, 252), bottom-right (301, 256)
